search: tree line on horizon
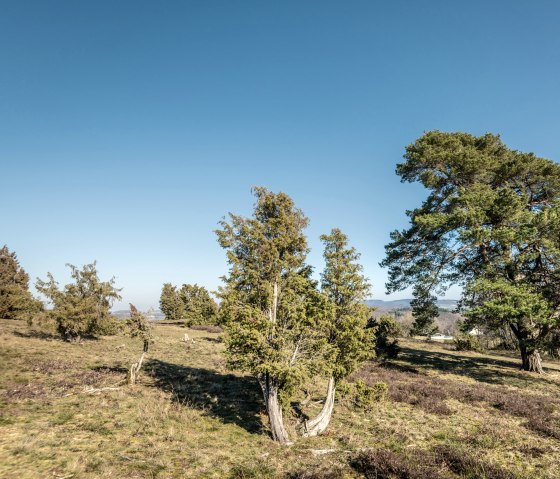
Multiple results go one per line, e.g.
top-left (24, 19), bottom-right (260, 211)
top-left (2, 130), bottom-right (560, 443)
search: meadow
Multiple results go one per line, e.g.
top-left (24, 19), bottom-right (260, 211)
top-left (1, 319), bottom-right (559, 478)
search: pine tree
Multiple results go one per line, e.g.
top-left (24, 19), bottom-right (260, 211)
top-left (382, 131), bottom-right (560, 372)
top-left (0, 245), bottom-right (42, 320)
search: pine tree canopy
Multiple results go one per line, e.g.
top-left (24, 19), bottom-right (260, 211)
top-left (381, 131), bottom-right (560, 371)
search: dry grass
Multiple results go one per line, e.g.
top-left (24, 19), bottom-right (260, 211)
top-left (1, 320), bottom-right (559, 478)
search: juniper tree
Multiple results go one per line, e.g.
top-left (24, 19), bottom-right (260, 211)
top-left (216, 187), bottom-right (331, 444)
top-left (159, 283), bottom-right (184, 322)
top-left (302, 228), bottom-right (372, 437)
top-left (370, 314), bottom-right (401, 359)
top-left (179, 283), bottom-right (218, 326)
top-left (0, 245), bottom-right (42, 320)
top-left (126, 303), bottom-right (153, 385)
top-left (381, 131), bottom-right (560, 372)
top-left (36, 262), bottom-right (121, 341)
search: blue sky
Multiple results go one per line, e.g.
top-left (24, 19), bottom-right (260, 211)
top-left (2, 1), bottom-right (559, 310)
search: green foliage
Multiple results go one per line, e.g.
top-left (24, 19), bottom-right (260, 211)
top-left (353, 379), bottom-right (387, 409)
top-left (381, 131), bottom-right (560, 368)
top-left (319, 229), bottom-right (373, 380)
top-left (0, 245), bottom-right (42, 320)
top-left (159, 283), bottom-right (184, 322)
top-left (216, 187), bottom-right (332, 406)
top-left (370, 315), bottom-right (401, 359)
top-left (35, 262), bottom-right (121, 340)
top-left (409, 286), bottom-right (439, 336)
top-left (127, 303), bottom-right (153, 350)
top-left (454, 334), bottom-right (483, 352)
top-left (462, 278), bottom-right (551, 357)
top-left (179, 283), bottom-right (218, 326)
top-left (95, 315), bottom-right (124, 336)
top-left (335, 379), bottom-right (388, 410)
top-left (543, 330), bottom-right (560, 359)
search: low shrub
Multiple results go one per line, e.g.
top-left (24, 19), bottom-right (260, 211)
top-left (349, 448), bottom-right (449, 479)
top-left (454, 334), bottom-right (483, 352)
top-left (354, 379), bottom-right (388, 410)
top-left (350, 446), bottom-right (519, 479)
top-left (370, 315), bottom-right (401, 359)
top-left (433, 445), bottom-right (518, 479)
top-left (228, 462), bottom-right (277, 478)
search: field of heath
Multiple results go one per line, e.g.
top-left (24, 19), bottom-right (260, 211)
top-left (1, 319), bottom-right (560, 479)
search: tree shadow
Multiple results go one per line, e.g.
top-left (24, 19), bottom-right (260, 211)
top-left (12, 330), bottom-right (59, 340)
top-left (146, 359), bottom-right (264, 434)
top-left (398, 346), bottom-right (560, 388)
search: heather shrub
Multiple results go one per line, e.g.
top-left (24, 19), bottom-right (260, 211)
top-left (349, 448), bottom-right (449, 479)
top-left (433, 445), bottom-right (518, 479)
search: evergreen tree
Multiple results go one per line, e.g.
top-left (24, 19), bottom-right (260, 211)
top-left (179, 283), bottom-right (218, 326)
top-left (216, 187), bottom-right (331, 444)
top-left (126, 303), bottom-right (153, 385)
top-left (0, 245), bottom-right (42, 320)
top-left (381, 131), bottom-right (560, 372)
top-left (36, 262), bottom-right (121, 340)
top-left (409, 286), bottom-right (439, 336)
top-left (159, 283), bottom-right (184, 322)
top-left (302, 228), bottom-right (372, 437)
top-left (370, 314), bottom-right (401, 359)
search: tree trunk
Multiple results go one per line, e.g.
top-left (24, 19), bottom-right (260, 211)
top-left (258, 373), bottom-right (292, 444)
top-left (510, 325), bottom-right (544, 374)
top-left (302, 376), bottom-right (336, 437)
top-left (269, 281), bottom-right (278, 325)
top-left (128, 351), bottom-right (146, 385)
top-left (520, 345), bottom-right (544, 373)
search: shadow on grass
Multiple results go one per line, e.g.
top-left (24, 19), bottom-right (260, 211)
top-left (399, 346), bottom-right (560, 388)
top-left (12, 330), bottom-right (59, 340)
top-left (146, 359), bottom-right (264, 434)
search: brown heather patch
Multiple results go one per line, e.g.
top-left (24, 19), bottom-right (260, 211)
top-left (189, 324), bottom-right (224, 333)
top-left (349, 446), bottom-right (520, 479)
top-left (349, 448), bottom-right (452, 479)
top-left (2, 364), bottom-right (125, 402)
top-left (352, 361), bottom-right (560, 439)
top-left (31, 359), bottom-right (76, 373)
top-left (432, 445), bottom-right (519, 479)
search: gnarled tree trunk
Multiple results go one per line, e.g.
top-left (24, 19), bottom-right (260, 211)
top-left (510, 325), bottom-right (544, 374)
top-left (129, 340), bottom-right (149, 385)
top-left (302, 376), bottom-right (335, 437)
top-left (258, 373), bottom-right (291, 444)
top-left (520, 345), bottom-right (544, 374)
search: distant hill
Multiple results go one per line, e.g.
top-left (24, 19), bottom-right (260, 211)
top-left (364, 299), bottom-right (458, 311)
top-left (112, 309), bottom-right (165, 320)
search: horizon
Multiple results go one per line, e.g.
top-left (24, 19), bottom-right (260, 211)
top-left (2, 1), bottom-right (559, 310)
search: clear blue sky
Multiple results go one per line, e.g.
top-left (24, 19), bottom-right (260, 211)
top-left (2, 1), bottom-right (559, 310)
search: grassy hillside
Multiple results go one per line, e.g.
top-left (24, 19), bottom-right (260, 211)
top-left (1, 319), bottom-right (559, 478)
